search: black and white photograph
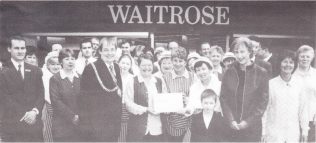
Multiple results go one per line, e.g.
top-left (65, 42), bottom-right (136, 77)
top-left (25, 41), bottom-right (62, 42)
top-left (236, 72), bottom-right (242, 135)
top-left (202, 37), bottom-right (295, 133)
top-left (0, 1), bottom-right (315, 142)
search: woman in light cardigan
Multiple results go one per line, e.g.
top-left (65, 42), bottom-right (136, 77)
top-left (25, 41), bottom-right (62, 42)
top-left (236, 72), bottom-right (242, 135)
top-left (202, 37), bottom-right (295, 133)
top-left (41, 51), bottom-right (61, 142)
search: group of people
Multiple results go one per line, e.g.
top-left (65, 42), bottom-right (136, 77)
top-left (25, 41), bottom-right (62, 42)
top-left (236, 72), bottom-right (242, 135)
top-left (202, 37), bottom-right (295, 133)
top-left (0, 35), bottom-right (315, 142)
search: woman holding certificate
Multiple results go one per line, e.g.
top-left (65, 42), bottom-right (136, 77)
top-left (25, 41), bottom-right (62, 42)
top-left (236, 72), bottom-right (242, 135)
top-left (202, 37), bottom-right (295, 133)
top-left (220, 37), bottom-right (269, 142)
top-left (124, 52), bottom-right (167, 142)
top-left (163, 46), bottom-right (195, 142)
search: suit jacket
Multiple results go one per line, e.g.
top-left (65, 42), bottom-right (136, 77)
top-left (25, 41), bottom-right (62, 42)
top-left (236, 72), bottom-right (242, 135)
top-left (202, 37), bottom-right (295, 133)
top-left (267, 54), bottom-right (279, 78)
top-left (191, 112), bottom-right (228, 142)
top-left (78, 59), bottom-right (122, 142)
top-left (0, 61), bottom-right (44, 142)
top-left (255, 58), bottom-right (272, 78)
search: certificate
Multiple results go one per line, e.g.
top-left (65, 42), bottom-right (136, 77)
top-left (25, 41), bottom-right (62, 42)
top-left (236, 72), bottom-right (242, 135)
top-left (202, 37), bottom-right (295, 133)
top-left (153, 93), bottom-right (184, 113)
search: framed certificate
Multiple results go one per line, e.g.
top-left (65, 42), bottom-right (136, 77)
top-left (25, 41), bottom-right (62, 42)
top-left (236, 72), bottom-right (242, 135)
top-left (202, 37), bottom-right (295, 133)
top-left (153, 93), bottom-right (184, 113)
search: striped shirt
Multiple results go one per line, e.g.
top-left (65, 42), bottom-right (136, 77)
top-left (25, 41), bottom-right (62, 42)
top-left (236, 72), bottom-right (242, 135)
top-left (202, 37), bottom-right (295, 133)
top-left (163, 70), bottom-right (194, 136)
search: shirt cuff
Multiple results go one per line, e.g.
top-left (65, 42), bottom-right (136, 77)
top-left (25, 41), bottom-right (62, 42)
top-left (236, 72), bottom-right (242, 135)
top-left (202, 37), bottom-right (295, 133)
top-left (32, 108), bottom-right (39, 115)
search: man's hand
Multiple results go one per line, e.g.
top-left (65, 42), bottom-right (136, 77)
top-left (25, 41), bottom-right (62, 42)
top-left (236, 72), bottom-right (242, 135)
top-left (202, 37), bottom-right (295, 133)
top-left (20, 111), bottom-right (37, 125)
top-left (237, 120), bottom-right (249, 130)
top-left (230, 121), bottom-right (240, 130)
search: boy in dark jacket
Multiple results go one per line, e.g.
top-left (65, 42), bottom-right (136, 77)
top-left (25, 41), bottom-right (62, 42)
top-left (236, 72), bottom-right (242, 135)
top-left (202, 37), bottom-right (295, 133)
top-left (191, 89), bottom-right (228, 142)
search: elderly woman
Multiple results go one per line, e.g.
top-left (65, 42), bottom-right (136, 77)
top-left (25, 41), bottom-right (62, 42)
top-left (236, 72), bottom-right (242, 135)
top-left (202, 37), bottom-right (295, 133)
top-left (41, 51), bottom-right (61, 142)
top-left (262, 50), bottom-right (309, 142)
top-left (220, 37), bottom-right (269, 142)
top-left (50, 49), bottom-right (80, 142)
top-left (293, 45), bottom-right (316, 142)
top-left (208, 45), bottom-right (225, 81)
top-left (125, 53), bottom-right (167, 142)
top-left (154, 51), bottom-right (173, 79)
top-left (186, 57), bottom-right (221, 115)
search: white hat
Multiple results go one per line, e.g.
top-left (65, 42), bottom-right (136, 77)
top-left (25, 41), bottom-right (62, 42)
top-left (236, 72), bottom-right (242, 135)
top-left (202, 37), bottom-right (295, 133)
top-left (193, 56), bottom-right (213, 70)
top-left (222, 52), bottom-right (236, 62)
top-left (45, 51), bottom-right (59, 64)
top-left (187, 52), bottom-right (201, 61)
top-left (154, 47), bottom-right (165, 54)
top-left (158, 51), bottom-right (171, 62)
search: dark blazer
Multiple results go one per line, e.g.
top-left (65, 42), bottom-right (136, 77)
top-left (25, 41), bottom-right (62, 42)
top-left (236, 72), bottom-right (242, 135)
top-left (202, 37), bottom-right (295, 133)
top-left (191, 112), bottom-right (228, 142)
top-left (50, 72), bottom-right (81, 140)
top-left (78, 59), bottom-right (122, 142)
top-left (254, 58), bottom-right (272, 78)
top-left (267, 54), bottom-right (279, 78)
top-left (220, 62), bottom-right (269, 141)
top-left (0, 61), bottom-right (44, 142)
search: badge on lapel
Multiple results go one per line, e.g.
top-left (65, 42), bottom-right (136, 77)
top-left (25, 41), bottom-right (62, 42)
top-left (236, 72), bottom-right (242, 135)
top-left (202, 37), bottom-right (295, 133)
top-left (25, 69), bottom-right (31, 72)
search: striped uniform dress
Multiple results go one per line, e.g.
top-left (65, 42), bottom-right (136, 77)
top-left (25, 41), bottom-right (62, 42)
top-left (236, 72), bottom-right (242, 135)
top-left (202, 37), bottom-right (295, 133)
top-left (42, 102), bottom-right (54, 142)
top-left (163, 71), bottom-right (194, 138)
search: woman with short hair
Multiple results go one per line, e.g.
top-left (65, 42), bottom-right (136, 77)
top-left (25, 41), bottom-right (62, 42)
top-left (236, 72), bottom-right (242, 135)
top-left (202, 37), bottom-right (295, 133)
top-left (262, 50), bottom-right (309, 142)
top-left (125, 52), bottom-right (167, 142)
top-left (220, 37), bottom-right (269, 142)
top-left (50, 49), bottom-right (81, 142)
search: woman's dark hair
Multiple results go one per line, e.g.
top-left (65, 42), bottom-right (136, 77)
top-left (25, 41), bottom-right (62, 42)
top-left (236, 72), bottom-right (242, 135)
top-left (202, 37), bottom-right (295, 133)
top-left (194, 61), bottom-right (212, 72)
top-left (26, 46), bottom-right (38, 57)
top-left (137, 52), bottom-right (154, 66)
top-left (58, 48), bottom-right (75, 63)
top-left (200, 89), bottom-right (217, 102)
top-left (276, 49), bottom-right (297, 75)
top-left (118, 54), bottom-right (134, 74)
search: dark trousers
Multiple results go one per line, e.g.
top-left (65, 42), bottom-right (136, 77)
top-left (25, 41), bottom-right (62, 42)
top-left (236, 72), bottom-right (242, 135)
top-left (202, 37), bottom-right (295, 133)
top-left (143, 133), bottom-right (166, 142)
top-left (166, 131), bottom-right (186, 142)
top-left (308, 122), bottom-right (315, 142)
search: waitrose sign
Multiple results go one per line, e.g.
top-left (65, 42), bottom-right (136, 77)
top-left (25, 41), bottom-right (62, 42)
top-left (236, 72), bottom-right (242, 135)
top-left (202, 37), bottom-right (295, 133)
top-left (107, 5), bottom-right (230, 25)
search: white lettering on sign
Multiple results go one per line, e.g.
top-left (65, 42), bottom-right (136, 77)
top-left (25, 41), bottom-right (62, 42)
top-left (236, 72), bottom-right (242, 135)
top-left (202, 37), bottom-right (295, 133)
top-left (108, 5), bottom-right (230, 25)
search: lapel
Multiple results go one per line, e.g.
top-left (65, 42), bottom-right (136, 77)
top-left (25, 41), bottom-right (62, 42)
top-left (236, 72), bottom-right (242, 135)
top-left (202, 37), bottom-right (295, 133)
top-left (6, 61), bottom-right (24, 83)
top-left (96, 60), bottom-right (116, 88)
top-left (24, 63), bottom-right (32, 83)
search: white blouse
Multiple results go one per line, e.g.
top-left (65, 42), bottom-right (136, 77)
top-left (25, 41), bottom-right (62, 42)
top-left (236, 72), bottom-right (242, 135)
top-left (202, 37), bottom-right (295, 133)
top-left (262, 75), bottom-right (309, 142)
top-left (187, 74), bottom-right (222, 113)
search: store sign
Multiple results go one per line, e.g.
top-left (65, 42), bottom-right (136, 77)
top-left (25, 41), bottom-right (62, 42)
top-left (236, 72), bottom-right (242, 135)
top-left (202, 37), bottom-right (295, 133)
top-left (108, 5), bottom-right (230, 25)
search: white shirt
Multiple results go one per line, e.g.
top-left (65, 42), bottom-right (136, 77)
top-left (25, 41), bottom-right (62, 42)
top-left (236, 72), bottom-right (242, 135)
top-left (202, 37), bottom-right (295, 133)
top-left (125, 75), bottom-right (167, 135)
top-left (263, 53), bottom-right (272, 62)
top-left (262, 76), bottom-right (309, 142)
top-left (75, 57), bottom-right (97, 75)
top-left (203, 111), bottom-right (213, 129)
top-left (187, 75), bottom-right (222, 113)
top-left (11, 58), bottom-right (24, 79)
top-left (121, 72), bottom-right (134, 103)
top-left (293, 66), bottom-right (316, 121)
top-left (60, 69), bottom-right (79, 81)
top-left (42, 68), bottom-right (54, 104)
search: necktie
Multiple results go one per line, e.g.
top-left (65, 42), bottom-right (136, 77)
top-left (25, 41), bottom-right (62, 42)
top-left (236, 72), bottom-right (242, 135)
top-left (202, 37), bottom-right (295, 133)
top-left (18, 64), bottom-right (23, 79)
top-left (109, 64), bottom-right (117, 83)
top-left (85, 59), bottom-right (89, 66)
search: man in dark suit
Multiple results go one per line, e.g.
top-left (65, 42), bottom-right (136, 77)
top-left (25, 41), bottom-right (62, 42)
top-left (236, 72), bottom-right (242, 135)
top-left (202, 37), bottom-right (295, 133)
top-left (248, 36), bottom-right (273, 78)
top-left (0, 36), bottom-right (44, 142)
top-left (79, 37), bottom-right (122, 142)
top-left (258, 43), bottom-right (279, 78)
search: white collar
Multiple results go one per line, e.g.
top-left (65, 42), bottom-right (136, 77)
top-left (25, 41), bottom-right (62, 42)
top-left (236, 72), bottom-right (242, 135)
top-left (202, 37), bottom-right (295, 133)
top-left (60, 70), bottom-right (79, 79)
top-left (264, 53), bottom-right (272, 62)
top-left (81, 56), bottom-right (97, 62)
top-left (213, 66), bottom-right (223, 74)
top-left (11, 58), bottom-right (24, 70)
top-left (137, 75), bottom-right (157, 83)
top-left (295, 66), bottom-right (316, 77)
top-left (171, 69), bottom-right (190, 79)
